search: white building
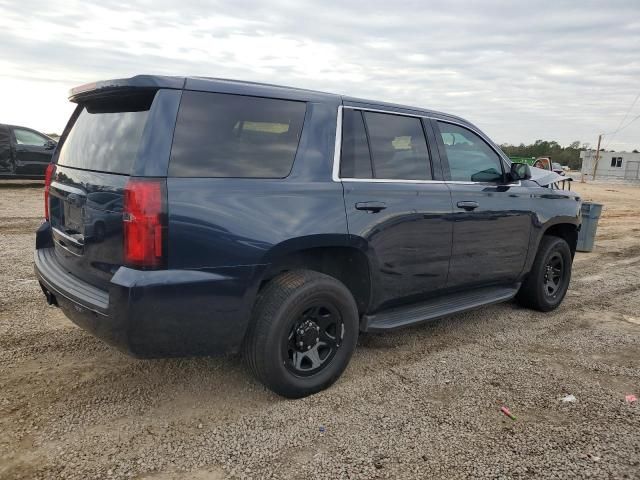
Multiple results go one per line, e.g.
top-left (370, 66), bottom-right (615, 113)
top-left (580, 150), bottom-right (640, 182)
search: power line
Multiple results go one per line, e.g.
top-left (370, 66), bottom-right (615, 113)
top-left (602, 90), bottom-right (640, 150)
top-left (619, 112), bottom-right (640, 131)
top-left (603, 113), bottom-right (640, 151)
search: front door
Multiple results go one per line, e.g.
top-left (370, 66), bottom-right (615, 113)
top-left (0, 125), bottom-right (12, 173)
top-left (432, 119), bottom-right (533, 289)
top-left (339, 107), bottom-right (453, 311)
top-left (11, 127), bottom-right (55, 175)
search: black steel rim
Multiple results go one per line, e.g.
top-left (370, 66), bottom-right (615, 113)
top-left (283, 303), bottom-right (344, 377)
top-left (543, 252), bottom-right (564, 298)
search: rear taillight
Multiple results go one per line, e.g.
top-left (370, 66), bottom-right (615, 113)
top-left (44, 163), bottom-right (56, 220)
top-left (123, 178), bottom-right (167, 269)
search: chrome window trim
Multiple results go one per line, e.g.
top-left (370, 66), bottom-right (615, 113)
top-left (332, 104), bottom-right (518, 186)
top-left (343, 105), bottom-right (426, 118)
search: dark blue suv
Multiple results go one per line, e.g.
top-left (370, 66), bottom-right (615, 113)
top-left (35, 75), bottom-right (581, 398)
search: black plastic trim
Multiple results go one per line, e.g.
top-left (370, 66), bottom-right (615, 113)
top-left (35, 247), bottom-right (109, 314)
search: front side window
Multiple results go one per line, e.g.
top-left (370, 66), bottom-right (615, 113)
top-left (170, 91), bottom-right (306, 178)
top-left (364, 112), bottom-right (431, 180)
top-left (13, 128), bottom-right (48, 146)
top-left (616, 157), bottom-right (623, 167)
top-left (437, 122), bottom-right (504, 182)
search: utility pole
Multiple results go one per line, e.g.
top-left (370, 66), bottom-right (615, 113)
top-left (591, 134), bottom-right (603, 181)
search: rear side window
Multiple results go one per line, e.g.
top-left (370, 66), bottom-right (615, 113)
top-left (57, 92), bottom-right (154, 174)
top-left (340, 109), bottom-right (432, 180)
top-left (169, 91), bottom-right (306, 178)
top-left (436, 121), bottom-right (504, 183)
top-left (364, 112), bottom-right (431, 180)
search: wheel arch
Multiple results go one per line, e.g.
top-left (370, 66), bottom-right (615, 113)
top-left (258, 236), bottom-right (372, 314)
top-left (543, 222), bottom-right (579, 258)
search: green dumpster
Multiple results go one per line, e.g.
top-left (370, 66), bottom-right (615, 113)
top-left (576, 202), bottom-right (603, 252)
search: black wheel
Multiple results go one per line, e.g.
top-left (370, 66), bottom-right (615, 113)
top-left (243, 270), bottom-right (359, 398)
top-left (516, 236), bottom-right (572, 311)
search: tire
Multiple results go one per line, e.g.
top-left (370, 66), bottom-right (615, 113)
top-left (516, 235), bottom-right (572, 312)
top-left (243, 270), bottom-right (359, 398)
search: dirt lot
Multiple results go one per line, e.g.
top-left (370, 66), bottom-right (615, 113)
top-left (0, 180), bottom-right (638, 479)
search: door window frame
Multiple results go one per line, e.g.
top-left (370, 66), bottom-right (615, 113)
top-left (333, 105), bottom-right (514, 185)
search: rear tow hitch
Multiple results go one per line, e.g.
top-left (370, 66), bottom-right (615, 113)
top-left (40, 284), bottom-right (58, 306)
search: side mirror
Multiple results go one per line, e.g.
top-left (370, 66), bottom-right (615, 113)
top-left (510, 162), bottom-right (531, 181)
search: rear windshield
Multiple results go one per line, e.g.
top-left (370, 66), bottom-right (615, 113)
top-left (57, 92), bottom-right (155, 174)
top-left (169, 91), bottom-right (306, 178)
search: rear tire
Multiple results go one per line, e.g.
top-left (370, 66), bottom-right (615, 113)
top-left (516, 236), bottom-right (572, 312)
top-left (243, 270), bottom-right (359, 398)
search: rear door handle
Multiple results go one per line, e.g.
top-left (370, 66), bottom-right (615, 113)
top-left (456, 201), bottom-right (479, 211)
top-left (355, 201), bottom-right (387, 213)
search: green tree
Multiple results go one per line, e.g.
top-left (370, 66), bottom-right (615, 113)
top-left (500, 140), bottom-right (584, 170)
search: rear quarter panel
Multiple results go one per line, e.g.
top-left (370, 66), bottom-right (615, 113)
top-left (167, 178), bottom-right (348, 270)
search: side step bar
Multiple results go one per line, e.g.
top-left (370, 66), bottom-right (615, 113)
top-left (362, 284), bottom-right (520, 332)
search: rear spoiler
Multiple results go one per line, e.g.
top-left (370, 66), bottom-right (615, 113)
top-left (68, 75), bottom-right (186, 103)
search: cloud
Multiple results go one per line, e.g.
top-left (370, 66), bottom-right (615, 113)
top-left (0, 0), bottom-right (639, 150)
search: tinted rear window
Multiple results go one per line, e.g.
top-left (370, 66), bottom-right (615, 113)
top-left (169, 91), bottom-right (306, 178)
top-left (57, 92), bottom-right (154, 174)
top-left (364, 112), bottom-right (432, 180)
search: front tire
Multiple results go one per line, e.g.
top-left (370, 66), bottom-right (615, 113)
top-left (516, 236), bottom-right (572, 311)
top-left (243, 270), bottom-right (359, 398)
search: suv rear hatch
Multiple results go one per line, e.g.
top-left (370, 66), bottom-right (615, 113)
top-left (48, 83), bottom-right (181, 290)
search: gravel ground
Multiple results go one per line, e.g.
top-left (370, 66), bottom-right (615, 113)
top-left (0, 179), bottom-right (639, 479)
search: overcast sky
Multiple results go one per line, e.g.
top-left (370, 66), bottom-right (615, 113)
top-left (1, 0), bottom-right (639, 150)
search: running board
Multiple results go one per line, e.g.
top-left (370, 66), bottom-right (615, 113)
top-left (362, 284), bottom-right (520, 332)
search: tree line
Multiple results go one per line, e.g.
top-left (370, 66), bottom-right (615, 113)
top-left (499, 140), bottom-right (586, 170)
top-left (500, 140), bottom-right (640, 170)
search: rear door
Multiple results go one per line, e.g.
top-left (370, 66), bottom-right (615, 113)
top-left (340, 107), bottom-right (453, 311)
top-left (48, 89), bottom-right (181, 289)
top-left (432, 120), bottom-right (533, 289)
top-left (10, 127), bottom-right (55, 175)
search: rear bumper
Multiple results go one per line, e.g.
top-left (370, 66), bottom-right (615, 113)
top-left (34, 246), bottom-right (260, 357)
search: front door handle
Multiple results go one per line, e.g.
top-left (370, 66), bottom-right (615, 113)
top-left (355, 201), bottom-right (387, 213)
top-left (456, 200), bottom-right (479, 211)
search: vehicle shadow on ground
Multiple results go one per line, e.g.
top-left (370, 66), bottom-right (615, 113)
top-left (18, 298), bottom-right (525, 429)
top-left (72, 301), bottom-right (519, 409)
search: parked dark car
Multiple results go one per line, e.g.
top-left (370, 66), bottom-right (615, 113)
top-left (0, 124), bottom-right (57, 177)
top-left (34, 75), bottom-right (582, 398)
